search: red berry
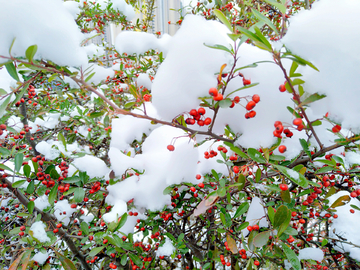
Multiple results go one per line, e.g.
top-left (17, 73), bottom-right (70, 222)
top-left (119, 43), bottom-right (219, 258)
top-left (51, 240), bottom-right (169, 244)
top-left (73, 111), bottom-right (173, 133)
top-left (274, 121), bottom-right (282, 127)
top-left (189, 109), bottom-right (197, 116)
top-left (350, 191), bottom-right (357, 198)
top-left (245, 101), bottom-right (256, 111)
top-left (198, 183), bottom-right (204, 188)
top-left (204, 117), bottom-right (211, 125)
top-left (293, 118), bottom-right (302, 126)
top-left (70, 204), bottom-right (77, 208)
top-left (350, 209), bottom-right (355, 213)
top-left (278, 145), bottom-right (287, 153)
top-left (332, 125), bottom-right (341, 133)
top-left (243, 78), bottom-right (251, 85)
top-left (233, 166), bottom-right (240, 174)
top-left (190, 187), bottom-right (196, 192)
top-left (254, 260), bottom-right (260, 266)
top-left (248, 110), bottom-right (256, 118)
top-left (213, 93), bottom-right (223, 101)
top-left (247, 226), bottom-right (253, 231)
top-left (252, 224), bottom-right (259, 231)
top-left (167, 145), bottom-right (175, 151)
top-left (279, 184), bottom-right (288, 191)
top-left (279, 84), bottom-right (286, 92)
top-left (195, 174), bottom-right (201, 180)
top-left (252, 94), bottom-right (260, 103)
top-left (198, 108), bottom-right (205, 115)
top-left (209, 87), bottom-right (218, 96)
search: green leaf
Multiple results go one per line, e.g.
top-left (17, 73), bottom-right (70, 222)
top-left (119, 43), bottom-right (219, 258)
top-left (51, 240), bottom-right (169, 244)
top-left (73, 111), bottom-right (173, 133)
top-left (89, 111), bottom-right (104, 118)
top-left (23, 164), bottom-right (31, 178)
top-left (289, 61), bottom-right (299, 77)
top-left (321, 239), bottom-right (328, 247)
top-left (25, 44), bottom-right (38, 62)
top-left (55, 251), bottom-right (77, 270)
top-left (247, 148), bottom-right (266, 163)
top-left (5, 62), bottom-right (20, 81)
top-left (62, 176), bottom-right (81, 184)
top-left (89, 246), bottom-right (104, 257)
top-left (350, 204), bottom-right (360, 211)
top-left (0, 94), bottom-right (12, 118)
top-left (286, 106), bottom-right (302, 119)
top-left (278, 210), bottom-right (291, 237)
top-left (255, 168), bottom-right (262, 182)
top-left (0, 147), bottom-right (11, 157)
top-left (283, 52), bottom-right (319, 71)
top-left (27, 201), bottom-right (35, 214)
top-left (74, 187), bottom-right (85, 203)
top-left (234, 202), bottom-right (249, 219)
top-left (213, 9), bottom-right (233, 32)
top-left (217, 187), bottom-right (226, 197)
top-left (85, 72), bottom-right (96, 83)
top-left (273, 205), bottom-right (288, 228)
top-left (269, 154), bottom-right (285, 161)
top-left (218, 99), bottom-right (233, 108)
top-left (58, 132), bottom-right (66, 148)
top-left (273, 165), bottom-right (308, 188)
top-left (128, 253), bottom-right (143, 267)
top-left (14, 153), bottom-right (24, 173)
top-left (163, 186), bottom-right (173, 195)
top-left (224, 142), bottom-right (249, 159)
top-left (284, 226), bottom-right (298, 235)
top-left (301, 93), bottom-right (326, 107)
top-left (12, 180), bottom-right (26, 188)
top-left (251, 8), bottom-right (279, 35)
top-left (324, 186), bottom-right (337, 199)
top-left (26, 181), bottom-right (35, 194)
top-left (253, 230), bottom-right (270, 247)
top-left (299, 138), bottom-right (311, 159)
top-left (9, 37), bottom-right (16, 54)
top-left (48, 184), bottom-right (58, 205)
top-left (80, 221), bottom-right (89, 235)
top-left (238, 222), bottom-right (249, 231)
top-left (280, 189), bottom-right (291, 203)
top-left (263, 0), bottom-right (286, 14)
top-left (115, 212), bottom-right (128, 232)
top-left (227, 33), bottom-right (241, 41)
top-left (281, 242), bottom-right (301, 270)
top-left (204, 43), bottom-right (233, 54)
top-left (268, 206), bottom-right (275, 225)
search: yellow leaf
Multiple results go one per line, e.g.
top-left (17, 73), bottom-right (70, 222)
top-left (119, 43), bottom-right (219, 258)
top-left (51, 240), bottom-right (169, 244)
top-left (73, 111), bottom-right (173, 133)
top-left (226, 234), bottom-right (238, 254)
top-left (218, 64), bottom-right (227, 82)
top-left (330, 195), bottom-right (350, 208)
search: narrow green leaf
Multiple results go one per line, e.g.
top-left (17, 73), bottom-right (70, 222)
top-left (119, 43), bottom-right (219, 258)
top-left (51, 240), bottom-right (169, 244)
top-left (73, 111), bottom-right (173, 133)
top-left (268, 206), bottom-right (275, 225)
top-left (299, 138), bottom-right (311, 158)
top-left (284, 226), bottom-right (298, 235)
top-left (9, 37), bottom-right (16, 54)
top-left (58, 132), bottom-right (66, 148)
top-left (247, 148), bottom-right (266, 163)
top-left (213, 9), bottom-right (233, 32)
top-left (62, 176), bottom-right (81, 184)
top-left (85, 72), bottom-right (96, 83)
top-left (89, 246), bottom-right (104, 257)
top-left (129, 253), bottom-right (143, 267)
top-left (263, 0), bottom-right (286, 14)
top-left (238, 222), bottom-right (249, 231)
top-left (80, 221), bottom-right (90, 235)
top-left (23, 164), bottom-right (31, 178)
top-left (12, 180), bottom-right (26, 188)
top-left (0, 94), bottom-right (12, 118)
top-left (25, 44), bottom-right (38, 62)
top-left (14, 153), bottom-right (24, 172)
top-left (27, 201), bottom-right (35, 214)
top-left (301, 93), bottom-right (326, 107)
top-left (49, 184), bottom-right (58, 205)
top-left (273, 165), bottom-right (308, 188)
top-left (115, 212), bottom-right (128, 232)
top-left (203, 43), bottom-right (233, 54)
top-left (234, 202), bottom-right (249, 219)
top-left (251, 8), bottom-right (279, 35)
top-left (289, 61), bottom-right (299, 77)
top-left (255, 168), bottom-right (262, 182)
top-left (5, 62), bottom-right (20, 81)
top-left (26, 181), bottom-right (35, 194)
top-left (121, 254), bottom-right (127, 265)
top-left (281, 243), bottom-right (301, 270)
top-left (163, 186), bottom-right (173, 195)
top-left (278, 210), bottom-right (291, 237)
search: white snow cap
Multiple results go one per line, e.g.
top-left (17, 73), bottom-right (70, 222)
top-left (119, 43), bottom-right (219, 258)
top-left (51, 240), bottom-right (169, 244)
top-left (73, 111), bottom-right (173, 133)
top-left (32, 251), bottom-right (49, 265)
top-left (298, 247), bottom-right (324, 261)
top-left (73, 155), bottom-right (110, 178)
top-left (156, 238), bottom-right (175, 257)
top-left (0, 0), bottom-right (88, 66)
top-left (30, 221), bottom-right (50, 243)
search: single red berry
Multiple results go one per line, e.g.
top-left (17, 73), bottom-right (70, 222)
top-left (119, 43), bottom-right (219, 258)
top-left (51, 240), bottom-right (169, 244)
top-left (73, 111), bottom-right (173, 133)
top-left (246, 101), bottom-right (256, 111)
top-left (252, 224), bottom-right (259, 231)
top-left (190, 186), bottom-right (196, 192)
top-left (247, 226), bottom-right (253, 231)
top-left (243, 78), bottom-right (251, 85)
top-left (209, 87), bottom-right (218, 96)
top-left (278, 145), bottom-right (287, 153)
top-left (350, 191), bottom-right (357, 198)
top-left (198, 107), bottom-right (205, 115)
top-left (167, 145), bottom-right (175, 151)
top-left (332, 125), bottom-right (341, 133)
top-left (279, 84), bottom-right (286, 92)
top-left (252, 94), bottom-right (260, 103)
top-left (254, 260), bottom-right (260, 266)
top-left (213, 93), bottom-right (223, 101)
top-left (70, 204), bottom-right (77, 209)
top-left (350, 209), bottom-right (355, 213)
top-left (233, 166), bottom-right (240, 174)
top-left (293, 118), bottom-right (302, 126)
top-left (204, 117), bottom-right (211, 125)
top-left (248, 110), bottom-right (256, 118)
top-left (198, 183), bottom-right (204, 188)
top-left (279, 184), bottom-right (288, 191)
top-left (53, 228), bottom-right (59, 233)
top-left (195, 174), bottom-right (201, 180)
top-left (189, 109), bottom-right (197, 116)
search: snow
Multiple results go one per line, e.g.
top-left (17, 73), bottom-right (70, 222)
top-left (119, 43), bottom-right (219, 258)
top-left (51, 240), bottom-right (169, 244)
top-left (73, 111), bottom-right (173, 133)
top-left (35, 141), bottom-right (60, 160)
top-left (34, 195), bottom-right (50, 211)
top-left (156, 238), bottom-right (175, 257)
top-left (54, 199), bottom-right (77, 225)
top-left (287, 168), bottom-right (299, 180)
top-left (282, 0), bottom-right (360, 133)
top-left (345, 151), bottom-right (360, 166)
top-left (73, 155), bottom-right (110, 178)
top-left (115, 31), bottom-right (170, 55)
top-left (80, 213), bottom-right (95, 223)
top-left (63, 1), bottom-right (81, 19)
top-left (110, 0), bottom-right (135, 20)
top-left (298, 247), bottom-right (324, 261)
top-left (102, 200), bottom-right (127, 223)
top-left (241, 197), bottom-right (268, 236)
top-left (327, 191), bottom-right (360, 261)
top-left (32, 250), bottom-right (48, 265)
top-left (136, 73), bottom-right (152, 90)
top-left (0, 0), bottom-right (88, 66)
top-left (30, 221), bottom-right (50, 243)
top-left (84, 43), bottom-right (105, 58)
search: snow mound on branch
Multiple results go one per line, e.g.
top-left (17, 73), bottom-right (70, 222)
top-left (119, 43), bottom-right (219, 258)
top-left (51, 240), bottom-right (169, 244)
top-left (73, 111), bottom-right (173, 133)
top-left (32, 251), bottom-right (49, 265)
top-left (151, 14), bottom-right (233, 120)
top-left (282, 0), bottom-right (360, 132)
top-left (54, 199), bottom-right (77, 225)
top-left (73, 155), bottom-right (110, 178)
top-left (115, 31), bottom-right (170, 55)
top-left (328, 191), bottom-right (360, 261)
top-left (156, 238), bottom-right (176, 257)
top-left (63, 1), bottom-right (81, 19)
top-left (298, 247), bottom-right (324, 261)
top-left (0, 0), bottom-right (87, 66)
top-left (35, 141), bottom-right (60, 160)
top-left (30, 221), bottom-right (50, 243)
top-left (241, 197), bottom-right (268, 236)
top-left (110, 0), bottom-right (135, 20)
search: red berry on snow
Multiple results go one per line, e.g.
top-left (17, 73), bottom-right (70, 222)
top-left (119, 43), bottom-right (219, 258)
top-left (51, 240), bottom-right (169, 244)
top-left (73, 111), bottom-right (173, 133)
top-left (278, 145), bottom-right (287, 153)
top-left (167, 145), bottom-right (175, 151)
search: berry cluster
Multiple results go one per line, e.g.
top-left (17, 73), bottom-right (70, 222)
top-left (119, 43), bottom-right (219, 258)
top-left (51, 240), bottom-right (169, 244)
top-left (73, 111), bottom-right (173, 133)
top-left (273, 121), bottom-right (293, 139)
top-left (185, 107), bottom-right (211, 126)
